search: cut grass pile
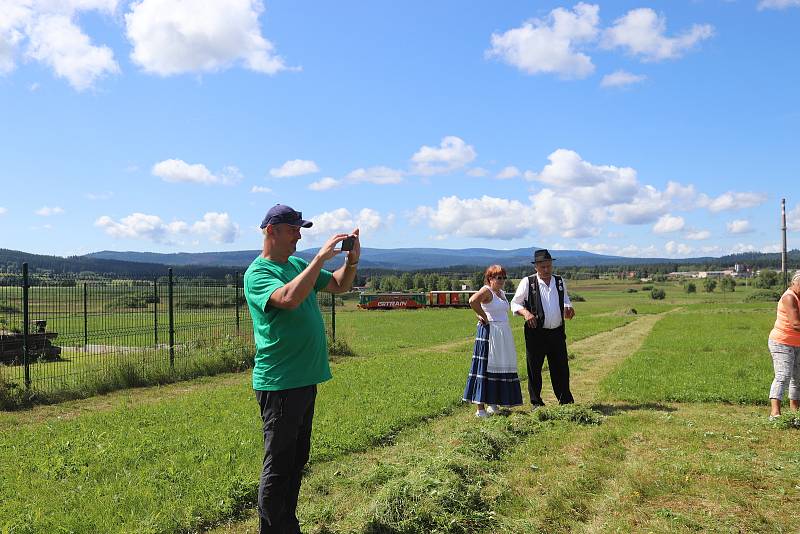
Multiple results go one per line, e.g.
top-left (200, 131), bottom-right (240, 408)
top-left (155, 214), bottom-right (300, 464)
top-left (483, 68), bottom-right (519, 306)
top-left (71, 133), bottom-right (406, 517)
top-left (600, 305), bottom-right (775, 405)
top-left (0, 313), bottom-right (631, 533)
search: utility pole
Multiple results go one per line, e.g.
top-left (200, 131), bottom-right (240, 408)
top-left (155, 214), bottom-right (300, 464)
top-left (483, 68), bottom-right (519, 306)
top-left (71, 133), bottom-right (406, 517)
top-left (782, 198), bottom-right (788, 289)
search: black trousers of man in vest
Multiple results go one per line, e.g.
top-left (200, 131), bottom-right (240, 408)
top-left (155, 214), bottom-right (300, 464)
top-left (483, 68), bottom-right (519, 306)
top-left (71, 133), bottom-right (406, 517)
top-left (524, 324), bottom-right (574, 406)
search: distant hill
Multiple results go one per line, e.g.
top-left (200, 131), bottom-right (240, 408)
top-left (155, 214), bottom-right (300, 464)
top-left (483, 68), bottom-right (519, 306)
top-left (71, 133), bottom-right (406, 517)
top-left (0, 249), bottom-right (238, 278)
top-left (2, 247), bottom-right (796, 280)
top-left (87, 247), bottom-right (708, 270)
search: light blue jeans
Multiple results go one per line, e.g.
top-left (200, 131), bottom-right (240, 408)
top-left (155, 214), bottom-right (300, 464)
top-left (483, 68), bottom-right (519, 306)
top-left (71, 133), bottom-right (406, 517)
top-left (769, 339), bottom-right (800, 400)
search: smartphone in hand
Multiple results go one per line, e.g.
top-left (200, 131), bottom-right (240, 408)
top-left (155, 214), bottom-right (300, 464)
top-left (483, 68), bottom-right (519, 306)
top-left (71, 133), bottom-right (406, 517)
top-left (340, 236), bottom-right (355, 251)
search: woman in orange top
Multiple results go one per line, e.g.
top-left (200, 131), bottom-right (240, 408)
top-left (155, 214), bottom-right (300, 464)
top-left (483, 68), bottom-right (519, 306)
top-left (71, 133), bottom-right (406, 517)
top-left (768, 271), bottom-right (800, 419)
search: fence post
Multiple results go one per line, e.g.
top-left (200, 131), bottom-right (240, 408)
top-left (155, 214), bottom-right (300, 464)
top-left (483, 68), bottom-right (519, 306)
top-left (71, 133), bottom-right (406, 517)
top-left (153, 277), bottom-right (158, 346)
top-left (168, 268), bottom-right (175, 369)
top-left (331, 294), bottom-right (336, 343)
top-left (235, 271), bottom-right (240, 335)
top-left (83, 283), bottom-right (88, 350)
top-left (22, 263), bottom-right (31, 390)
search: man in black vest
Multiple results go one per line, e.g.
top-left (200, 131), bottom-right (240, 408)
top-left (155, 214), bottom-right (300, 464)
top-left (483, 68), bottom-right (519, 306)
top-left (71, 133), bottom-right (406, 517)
top-left (511, 249), bottom-right (576, 408)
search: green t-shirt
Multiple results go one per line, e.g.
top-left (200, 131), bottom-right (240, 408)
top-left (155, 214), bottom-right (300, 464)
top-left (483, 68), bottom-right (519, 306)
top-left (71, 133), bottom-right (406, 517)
top-left (244, 255), bottom-right (333, 391)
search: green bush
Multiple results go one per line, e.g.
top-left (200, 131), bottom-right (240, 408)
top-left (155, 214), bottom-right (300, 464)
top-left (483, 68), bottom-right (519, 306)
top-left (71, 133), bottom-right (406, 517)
top-left (107, 295), bottom-right (148, 309)
top-left (570, 293), bottom-right (586, 302)
top-left (745, 289), bottom-right (782, 302)
top-left (0, 301), bottom-right (19, 313)
top-left (703, 279), bottom-right (717, 293)
top-left (650, 288), bottom-right (666, 300)
top-left (685, 282), bottom-right (696, 294)
top-left (625, 288), bottom-right (638, 293)
top-left (641, 285), bottom-right (653, 291)
top-left (177, 297), bottom-right (217, 309)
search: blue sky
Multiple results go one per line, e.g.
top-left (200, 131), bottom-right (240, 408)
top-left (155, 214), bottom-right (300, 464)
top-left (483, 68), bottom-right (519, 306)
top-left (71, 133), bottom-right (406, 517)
top-left (1, 0), bottom-right (798, 258)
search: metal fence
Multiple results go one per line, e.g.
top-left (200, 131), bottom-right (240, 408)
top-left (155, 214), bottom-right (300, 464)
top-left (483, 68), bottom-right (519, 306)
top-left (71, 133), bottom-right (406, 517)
top-left (0, 263), bottom-right (335, 394)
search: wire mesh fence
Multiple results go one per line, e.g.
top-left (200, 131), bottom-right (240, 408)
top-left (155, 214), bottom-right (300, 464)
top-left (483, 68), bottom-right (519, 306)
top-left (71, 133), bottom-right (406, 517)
top-left (0, 264), bottom-right (335, 396)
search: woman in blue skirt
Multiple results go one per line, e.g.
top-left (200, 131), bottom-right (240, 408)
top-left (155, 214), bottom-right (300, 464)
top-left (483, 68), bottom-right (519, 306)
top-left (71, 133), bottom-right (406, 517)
top-left (463, 264), bottom-right (523, 417)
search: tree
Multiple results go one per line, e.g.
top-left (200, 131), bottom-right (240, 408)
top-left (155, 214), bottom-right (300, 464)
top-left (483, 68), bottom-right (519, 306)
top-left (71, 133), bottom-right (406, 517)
top-left (400, 273), bottom-right (413, 291)
top-left (437, 277), bottom-right (452, 291)
top-left (719, 276), bottom-right (736, 292)
top-left (504, 279), bottom-right (515, 293)
top-left (685, 282), bottom-right (696, 294)
top-left (755, 269), bottom-right (779, 289)
top-left (472, 271), bottom-right (485, 290)
top-left (650, 288), bottom-right (666, 300)
top-left (703, 278), bottom-right (717, 293)
top-left (412, 273), bottom-right (425, 291)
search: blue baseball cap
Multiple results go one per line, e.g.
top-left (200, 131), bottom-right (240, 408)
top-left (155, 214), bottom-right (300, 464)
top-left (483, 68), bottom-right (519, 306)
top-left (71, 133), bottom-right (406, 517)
top-left (260, 204), bottom-right (313, 229)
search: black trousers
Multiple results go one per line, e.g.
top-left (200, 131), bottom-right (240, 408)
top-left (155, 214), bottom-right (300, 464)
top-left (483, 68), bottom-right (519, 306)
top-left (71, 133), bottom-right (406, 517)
top-left (255, 385), bottom-right (317, 534)
top-left (524, 326), bottom-right (574, 406)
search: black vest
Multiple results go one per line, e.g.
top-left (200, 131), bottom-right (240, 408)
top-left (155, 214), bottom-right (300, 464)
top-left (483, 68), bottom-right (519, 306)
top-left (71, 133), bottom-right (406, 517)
top-left (525, 274), bottom-right (565, 330)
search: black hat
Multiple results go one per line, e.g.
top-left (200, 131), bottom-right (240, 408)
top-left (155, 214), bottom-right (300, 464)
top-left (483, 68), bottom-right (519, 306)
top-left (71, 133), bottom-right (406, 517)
top-left (532, 248), bottom-right (555, 263)
top-left (260, 204), bottom-right (313, 229)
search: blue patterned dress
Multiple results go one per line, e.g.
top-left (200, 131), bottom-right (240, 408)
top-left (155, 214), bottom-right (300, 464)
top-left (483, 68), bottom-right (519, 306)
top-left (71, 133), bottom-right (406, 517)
top-left (463, 287), bottom-right (523, 406)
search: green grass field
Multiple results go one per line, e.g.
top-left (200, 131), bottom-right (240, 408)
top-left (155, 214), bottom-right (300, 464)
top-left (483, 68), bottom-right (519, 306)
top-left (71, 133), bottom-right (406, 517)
top-left (2, 280), bottom-right (795, 533)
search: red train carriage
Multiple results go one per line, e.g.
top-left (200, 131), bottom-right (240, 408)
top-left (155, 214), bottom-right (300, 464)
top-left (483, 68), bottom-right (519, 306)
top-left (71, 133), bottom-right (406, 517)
top-left (358, 293), bottom-right (426, 309)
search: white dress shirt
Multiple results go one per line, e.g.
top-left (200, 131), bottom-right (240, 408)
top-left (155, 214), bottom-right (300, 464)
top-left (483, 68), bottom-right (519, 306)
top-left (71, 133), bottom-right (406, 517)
top-left (511, 274), bottom-right (573, 329)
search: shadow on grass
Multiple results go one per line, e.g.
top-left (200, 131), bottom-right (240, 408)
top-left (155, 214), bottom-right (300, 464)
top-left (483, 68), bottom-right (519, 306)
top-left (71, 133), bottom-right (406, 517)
top-left (591, 402), bottom-right (677, 415)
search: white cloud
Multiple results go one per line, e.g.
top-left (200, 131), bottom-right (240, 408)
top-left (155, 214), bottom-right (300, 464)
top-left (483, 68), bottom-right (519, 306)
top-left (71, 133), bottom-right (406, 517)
top-left (86, 191), bottom-right (114, 200)
top-left (269, 159), bottom-right (319, 178)
top-left (95, 211), bottom-right (239, 244)
top-left (727, 219), bottom-right (753, 234)
top-left (152, 159), bottom-right (240, 185)
top-left (411, 136), bottom-right (477, 175)
top-left (345, 166), bottom-right (404, 185)
top-left (251, 185), bottom-right (272, 193)
top-left (528, 148), bottom-right (642, 210)
top-left (413, 195), bottom-right (533, 240)
top-left (600, 70), bottom-right (646, 88)
top-left (125, 0), bottom-right (289, 76)
top-left (530, 188), bottom-right (603, 238)
top-left (308, 177), bottom-right (341, 191)
top-left (758, 0), bottom-right (800, 9)
top-left (702, 191), bottom-right (767, 212)
top-left (95, 213), bottom-right (186, 243)
top-left (729, 243), bottom-right (758, 254)
top-left (487, 3), bottom-right (600, 79)
top-left (788, 204), bottom-right (800, 232)
top-left (685, 229), bottom-right (711, 240)
top-left (191, 212), bottom-right (240, 243)
top-left (467, 167), bottom-right (489, 177)
top-left (1, 1), bottom-right (119, 90)
top-left (575, 242), bottom-right (660, 258)
top-left (35, 206), bottom-right (64, 216)
top-left (0, 207), bottom-right (7, 216)
top-left (495, 166), bottom-right (521, 180)
top-left (653, 214), bottom-right (685, 233)
top-left (603, 8), bottom-right (714, 62)
top-left (303, 208), bottom-right (388, 241)
top-left (665, 241), bottom-right (693, 257)
top-left (27, 13), bottom-right (119, 91)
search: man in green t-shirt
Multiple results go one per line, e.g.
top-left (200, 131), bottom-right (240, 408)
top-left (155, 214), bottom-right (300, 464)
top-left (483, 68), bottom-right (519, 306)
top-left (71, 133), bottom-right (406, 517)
top-left (244, 204), bottom-right (360, 534)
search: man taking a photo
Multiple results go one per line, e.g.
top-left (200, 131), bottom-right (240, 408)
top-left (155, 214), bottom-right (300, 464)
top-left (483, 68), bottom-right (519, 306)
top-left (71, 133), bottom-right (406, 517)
top-left (244, 204), bottom-right (360, 534)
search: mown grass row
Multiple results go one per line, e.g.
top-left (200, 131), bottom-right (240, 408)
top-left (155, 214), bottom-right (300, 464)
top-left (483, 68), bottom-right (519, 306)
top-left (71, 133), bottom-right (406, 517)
top-left (0, 314), bottom-right (633, 533)
top-left (600, 304), bottom-right (776, 405)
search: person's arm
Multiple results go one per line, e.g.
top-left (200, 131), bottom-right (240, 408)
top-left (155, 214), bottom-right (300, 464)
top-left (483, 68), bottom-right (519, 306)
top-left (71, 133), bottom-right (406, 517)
top-left (469, 286), bottom-right (492, 324)
top-left (562, 277), bottom-right (575, 320)
top-left (326, 229), bottom-right (360, 294)
top-left (784, 293), bottom-right (800, 332)
top-left (268, 233), bottom-right (348, 309)
top-left (511, 276), bottom-right (537, 327)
